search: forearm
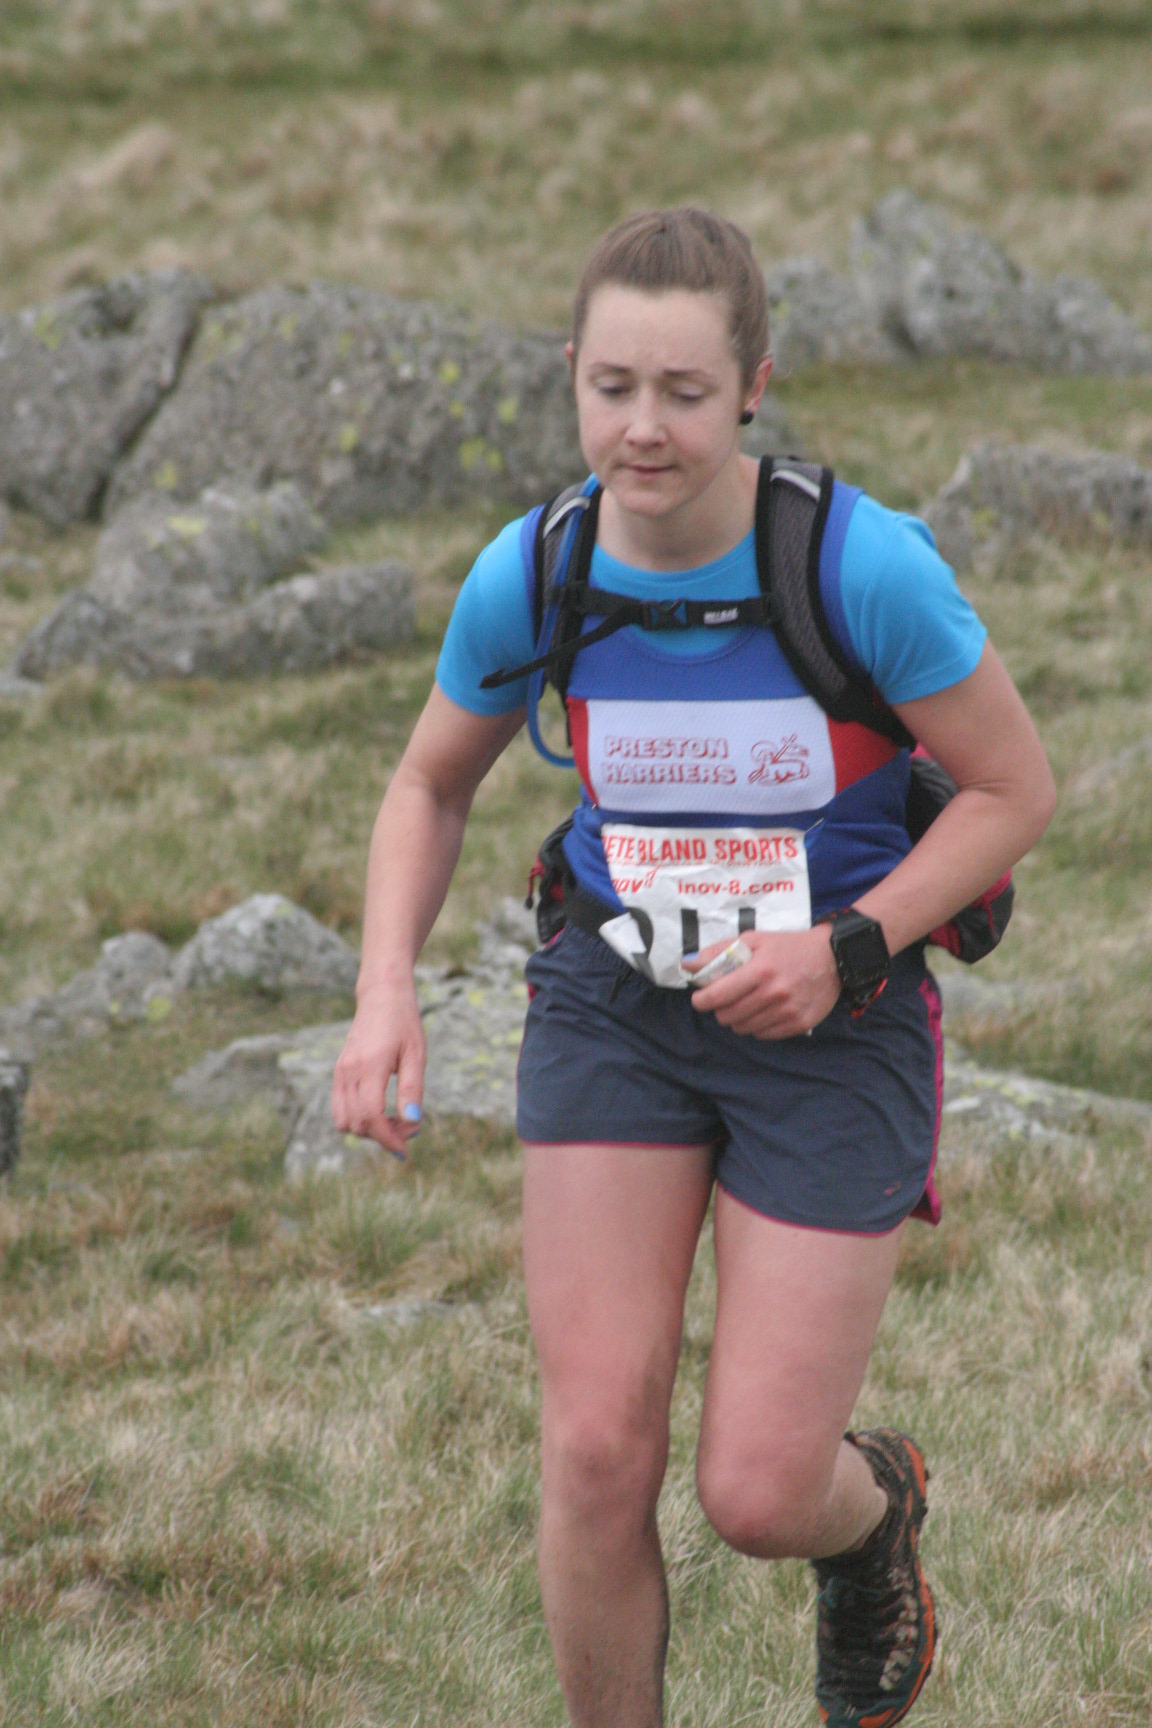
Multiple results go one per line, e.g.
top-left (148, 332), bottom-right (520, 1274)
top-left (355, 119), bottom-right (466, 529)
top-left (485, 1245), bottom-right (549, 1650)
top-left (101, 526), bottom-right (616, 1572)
top-left (853, 779), bottom-right (1052, 958)
top-left (852, 643), bottom-right (1056, 958)
top-left (355, 763), bottom-right (471, 1002)
top-left (353, 690), bottom-right (526, 1004)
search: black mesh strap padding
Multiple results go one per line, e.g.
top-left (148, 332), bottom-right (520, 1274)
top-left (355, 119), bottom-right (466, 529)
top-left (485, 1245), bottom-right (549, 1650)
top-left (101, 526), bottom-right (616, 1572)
top-left (548, 487), bottom-right (600, 703)
top-left (482, 484), bottom-right (601, 691)
top-left (759, 459), bottom-right (913, 747)
top-left (533, 484), bottom-right (597, 640)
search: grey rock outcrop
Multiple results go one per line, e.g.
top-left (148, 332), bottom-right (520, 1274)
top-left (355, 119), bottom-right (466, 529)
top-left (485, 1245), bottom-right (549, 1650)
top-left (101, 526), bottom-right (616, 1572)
top-left (106, 283), bottom-right (583, 523)
top-left (173, 897), bottom-right (537, 1177)
top-left (850, 191), bottom-right (1152, 374)
top-left (171, 893), bottom-right (359, 997)
top-left (768, 192), bottom-right (1152, 376)
top-left (0, 1048), bottom-right (29, 1177)
top-left (0, 271), bottom-right (216, 526)
top-left (0, 895), bottom-right (358, 1060)
top-left (942, 1049), bottom-right (1152, 1154)
top-left (923, 442), bottom-right (1152, 574)
top-left (765, 256), bottom-right (904, 375)
top-left (10, 481), bottom-right (410, 681)
top-left (0, 931), bottom-right (175, 1063)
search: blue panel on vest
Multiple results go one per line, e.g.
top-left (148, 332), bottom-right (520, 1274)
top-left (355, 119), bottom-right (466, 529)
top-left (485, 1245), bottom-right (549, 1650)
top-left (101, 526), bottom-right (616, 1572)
top-left (565, 618), bottom-right (808, 703)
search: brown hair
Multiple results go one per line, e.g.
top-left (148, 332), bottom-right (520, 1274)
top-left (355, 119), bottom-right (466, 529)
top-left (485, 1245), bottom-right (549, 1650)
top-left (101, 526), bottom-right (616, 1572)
top-left (571, 207), bottom-right (769, 390)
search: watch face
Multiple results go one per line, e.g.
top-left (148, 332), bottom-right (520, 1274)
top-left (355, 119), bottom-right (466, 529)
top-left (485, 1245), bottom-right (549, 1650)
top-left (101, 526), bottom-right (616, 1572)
top-left (832, 915), bottom-right (889, 988)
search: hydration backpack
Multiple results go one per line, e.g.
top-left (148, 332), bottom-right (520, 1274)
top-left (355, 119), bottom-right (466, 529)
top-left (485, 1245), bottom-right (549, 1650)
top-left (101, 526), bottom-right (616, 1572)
top-left (481, 457), bottom-right (1013, 964)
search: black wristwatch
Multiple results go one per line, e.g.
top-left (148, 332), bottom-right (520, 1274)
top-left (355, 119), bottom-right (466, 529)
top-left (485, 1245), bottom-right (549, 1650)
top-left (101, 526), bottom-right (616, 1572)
top-left (820, 909), bottom-right (890, 1015)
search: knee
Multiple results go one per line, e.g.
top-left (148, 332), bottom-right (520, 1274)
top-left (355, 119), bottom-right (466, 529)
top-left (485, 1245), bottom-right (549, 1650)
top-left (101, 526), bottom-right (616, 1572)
top-left (696, 1441), bottom-right (832, 1558)
top-left (542, 1393), bottom-right (668, 1534)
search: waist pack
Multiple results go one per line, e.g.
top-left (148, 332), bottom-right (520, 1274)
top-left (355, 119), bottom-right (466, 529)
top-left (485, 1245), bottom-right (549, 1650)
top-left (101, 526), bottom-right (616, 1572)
top-left (485, 457), bottom-right (1013, 965)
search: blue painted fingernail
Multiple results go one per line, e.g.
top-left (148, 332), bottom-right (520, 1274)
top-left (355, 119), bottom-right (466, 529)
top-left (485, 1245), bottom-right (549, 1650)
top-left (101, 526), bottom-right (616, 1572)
top-left (390, 1147), bottom-right (408, 1163)
top-left (683, 951), bottom-right (698, 961)
top-left (403, 1102), bottom-right (422, 1122)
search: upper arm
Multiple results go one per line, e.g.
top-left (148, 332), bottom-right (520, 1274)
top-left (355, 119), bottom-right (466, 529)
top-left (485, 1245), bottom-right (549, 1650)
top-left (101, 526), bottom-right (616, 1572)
top-left (398, 684), bottom-right (526, 813)
top-left (893, 642), bottom-right (1055, 817)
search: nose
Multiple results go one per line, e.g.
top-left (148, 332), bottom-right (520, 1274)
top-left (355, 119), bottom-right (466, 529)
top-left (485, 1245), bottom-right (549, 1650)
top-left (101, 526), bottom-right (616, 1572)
top-left (625, 387), bottom-right (666, 447)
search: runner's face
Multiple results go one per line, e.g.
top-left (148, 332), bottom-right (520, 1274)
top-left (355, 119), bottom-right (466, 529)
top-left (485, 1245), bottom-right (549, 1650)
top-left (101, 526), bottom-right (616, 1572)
top-left (569, 286), bottom-right (749, 522)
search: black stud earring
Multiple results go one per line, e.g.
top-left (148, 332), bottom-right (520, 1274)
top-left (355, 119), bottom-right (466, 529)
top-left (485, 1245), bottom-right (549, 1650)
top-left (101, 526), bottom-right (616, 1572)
top-left (739, 409), bottom-right (755, 425)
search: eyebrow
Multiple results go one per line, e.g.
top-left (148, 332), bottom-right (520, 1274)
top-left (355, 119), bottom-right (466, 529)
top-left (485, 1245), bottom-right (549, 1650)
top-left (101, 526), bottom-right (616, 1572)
top-left (585, 362), bottom-right (717, 383)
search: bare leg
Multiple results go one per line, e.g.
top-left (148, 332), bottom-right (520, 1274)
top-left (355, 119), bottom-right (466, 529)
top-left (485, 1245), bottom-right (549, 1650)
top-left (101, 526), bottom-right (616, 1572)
top-left (696, 1192), bottom-right (904, 1560)
top-left (522, 1142), bottom-right (714, 1728)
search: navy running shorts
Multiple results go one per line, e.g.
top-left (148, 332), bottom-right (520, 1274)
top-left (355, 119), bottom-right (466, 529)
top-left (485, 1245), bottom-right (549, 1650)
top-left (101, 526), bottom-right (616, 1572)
top-left (517, 923), bottom-right (943, 1235)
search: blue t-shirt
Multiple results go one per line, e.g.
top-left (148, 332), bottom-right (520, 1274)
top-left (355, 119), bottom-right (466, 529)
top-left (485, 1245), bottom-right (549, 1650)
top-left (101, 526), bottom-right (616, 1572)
top-left (436, 486), bottom-right (986, 714)
top-left (436, 481), bottom-right (988, 927)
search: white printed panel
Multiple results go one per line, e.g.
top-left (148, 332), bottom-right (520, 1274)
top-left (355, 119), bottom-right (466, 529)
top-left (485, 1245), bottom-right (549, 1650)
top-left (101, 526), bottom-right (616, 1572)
top-left (585, 697), bottom-right (834, 815)
top-left (599, 823), bottom-right (811, 988)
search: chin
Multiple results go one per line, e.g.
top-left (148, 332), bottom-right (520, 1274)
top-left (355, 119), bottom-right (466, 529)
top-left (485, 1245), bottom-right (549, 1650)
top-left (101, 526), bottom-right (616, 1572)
top-left (611, 470), bottom-right (684, 505)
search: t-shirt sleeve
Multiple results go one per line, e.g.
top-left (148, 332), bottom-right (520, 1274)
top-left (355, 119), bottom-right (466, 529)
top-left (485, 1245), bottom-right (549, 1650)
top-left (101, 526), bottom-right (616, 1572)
top-left (434, 517), bottom-right (537, 715)
top-left (837, 494), bottom-right (987, 704)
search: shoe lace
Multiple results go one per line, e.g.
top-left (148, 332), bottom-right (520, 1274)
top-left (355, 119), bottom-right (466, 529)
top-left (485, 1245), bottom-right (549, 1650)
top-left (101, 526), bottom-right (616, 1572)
top-left (816, 1546), bottom-right (920, 1696)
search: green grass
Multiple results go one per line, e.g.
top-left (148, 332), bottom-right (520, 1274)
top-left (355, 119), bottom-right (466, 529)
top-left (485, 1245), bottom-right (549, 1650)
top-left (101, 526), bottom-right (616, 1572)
top-left (2, 1026), bottom-right (1152, 1725)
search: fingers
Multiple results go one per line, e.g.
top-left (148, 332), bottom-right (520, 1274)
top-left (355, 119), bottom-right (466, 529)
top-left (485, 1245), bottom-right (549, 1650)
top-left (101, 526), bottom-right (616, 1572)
top-left (331, 1018), bottom-right (427, 1161)
top-left (689, 929), bottom-right (840, 1039)
top-left (394, 1036), bottom-right (426, 1150)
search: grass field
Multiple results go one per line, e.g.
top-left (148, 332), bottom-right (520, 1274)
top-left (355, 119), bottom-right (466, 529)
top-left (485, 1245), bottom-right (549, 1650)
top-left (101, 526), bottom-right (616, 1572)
top-left (3, 3), bottom-right (1152, 1723)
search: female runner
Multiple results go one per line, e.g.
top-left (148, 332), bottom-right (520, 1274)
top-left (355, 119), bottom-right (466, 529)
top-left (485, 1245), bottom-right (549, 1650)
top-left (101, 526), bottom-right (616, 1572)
top-left (331, 208), bottom-right (1055, 1728)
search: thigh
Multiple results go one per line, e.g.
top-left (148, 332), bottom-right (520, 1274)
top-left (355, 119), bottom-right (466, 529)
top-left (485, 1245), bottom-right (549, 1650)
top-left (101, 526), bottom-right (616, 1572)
top-left (698, 1189), bottom-right (903, 1490)
top-left (703, 949), bottom-right (941, 1235)
top-left (518, 925), bottom-right (722, 1150)
top-left (524, 1142), bottom-right (715, 1433)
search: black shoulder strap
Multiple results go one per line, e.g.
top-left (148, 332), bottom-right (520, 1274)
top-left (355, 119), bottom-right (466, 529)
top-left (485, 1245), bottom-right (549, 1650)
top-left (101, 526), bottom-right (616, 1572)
top-left (539, 485), bottom-right (600, 705)
top-left (757, 458), bottom-right (913, 748)
top-left (532, 484), bottom-right (598, 642)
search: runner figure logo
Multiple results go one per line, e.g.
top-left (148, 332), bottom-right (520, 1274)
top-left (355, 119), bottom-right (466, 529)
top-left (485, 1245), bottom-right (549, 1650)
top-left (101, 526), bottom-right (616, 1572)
top-left (748, 735), bottom-right (810, 786)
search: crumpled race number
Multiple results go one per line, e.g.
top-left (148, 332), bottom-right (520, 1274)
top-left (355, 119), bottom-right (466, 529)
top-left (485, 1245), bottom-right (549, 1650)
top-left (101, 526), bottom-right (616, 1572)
top-left (597, 823), bottom-right (811, 987)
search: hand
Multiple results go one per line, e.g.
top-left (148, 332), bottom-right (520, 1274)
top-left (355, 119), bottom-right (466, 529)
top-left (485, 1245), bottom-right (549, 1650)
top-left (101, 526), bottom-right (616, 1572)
top-left (331, 978), bottom-right (427, 1160)
top-left (685, 925), bottom-right (841, 1039)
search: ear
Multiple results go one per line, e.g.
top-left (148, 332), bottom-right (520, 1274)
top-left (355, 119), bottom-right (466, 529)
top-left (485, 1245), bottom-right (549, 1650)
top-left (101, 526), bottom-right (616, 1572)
top-left (741, 353), bottom-right (774, 421)
top-left (565, 339), bottom-right (576, 384)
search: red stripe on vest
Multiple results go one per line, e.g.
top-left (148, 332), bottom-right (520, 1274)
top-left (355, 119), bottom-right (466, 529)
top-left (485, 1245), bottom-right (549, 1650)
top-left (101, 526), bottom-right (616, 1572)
top-left (568, 696), bottom-right (594, 800)
top-left (827, 718), bottom-right (901, 790)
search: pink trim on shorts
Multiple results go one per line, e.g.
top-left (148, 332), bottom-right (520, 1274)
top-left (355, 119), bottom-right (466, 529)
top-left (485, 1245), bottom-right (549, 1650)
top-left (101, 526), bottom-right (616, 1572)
top-left (910, 975), bottom-right (944, 1227)
top-left (716, 1182), bottom-right (908, 1240)
top-left (520, 1139), bottom-right (717, 1153)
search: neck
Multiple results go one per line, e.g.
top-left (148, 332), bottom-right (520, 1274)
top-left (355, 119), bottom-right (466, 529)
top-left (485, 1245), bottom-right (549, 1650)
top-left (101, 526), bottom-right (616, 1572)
top-left (598, 452), bottom-right (760, 572)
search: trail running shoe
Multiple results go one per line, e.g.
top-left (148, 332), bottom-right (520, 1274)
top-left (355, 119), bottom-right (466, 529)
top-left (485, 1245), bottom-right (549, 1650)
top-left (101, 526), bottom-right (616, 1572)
top-left (811, 1429), bottom-right (935, 1728)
